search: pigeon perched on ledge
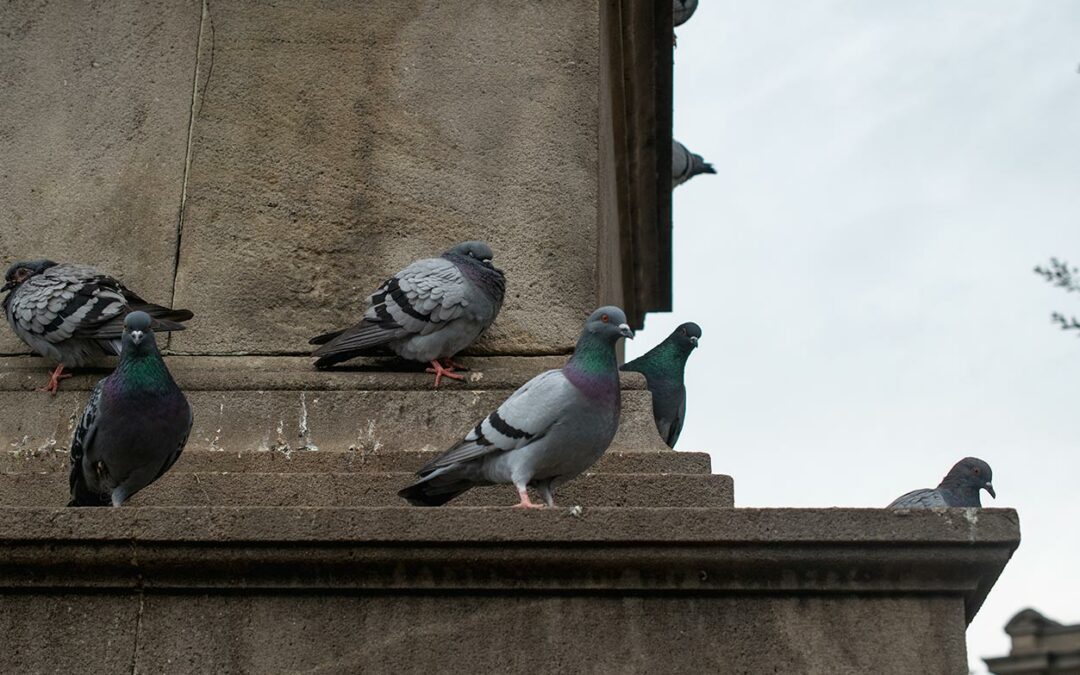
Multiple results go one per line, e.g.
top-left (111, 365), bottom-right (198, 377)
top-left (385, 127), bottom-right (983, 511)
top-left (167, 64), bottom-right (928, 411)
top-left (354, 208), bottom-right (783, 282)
top-left (310, 241), bottom-right (505, 387)
top-left (399, 306), bottom-right (634, 508)
top-left (672, 140), bottom-right (716, 188)
top-left (2, 260), bottom-right (193, 394)
top-left (68, 311), bottom-right (192, 507)
top-left (674, 0), bottom-right (698, 27)
top-left (887, 457), bottom-right (995, 508)
top-left (621, 322), bottom-right (701, 448)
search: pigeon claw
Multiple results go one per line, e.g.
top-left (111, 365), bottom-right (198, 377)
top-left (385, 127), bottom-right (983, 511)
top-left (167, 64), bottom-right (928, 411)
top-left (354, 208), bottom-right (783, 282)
top-left (37, 364), bottom-right (71, 396)
top-left (512, 489), bottom-right (546, 509)
top-left (425, 359), bottom-right (466, 388)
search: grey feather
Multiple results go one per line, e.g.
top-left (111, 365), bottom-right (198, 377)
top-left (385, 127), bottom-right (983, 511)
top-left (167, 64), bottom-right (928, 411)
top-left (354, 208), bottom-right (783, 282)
top-left (400, 306), bottom-right (634, 507)
top-left (673, 0), bottom-right (698, 26)
top-left (672, 140), bottom-right (716, 188)
top-left (3, 261), bottom-right (193, 367)
top-left (887, 457), bottom-right (995, 509)
top-left (67, 312), bottom-right (192, 507)
top-left (311, 241), bottom-right (505, 368)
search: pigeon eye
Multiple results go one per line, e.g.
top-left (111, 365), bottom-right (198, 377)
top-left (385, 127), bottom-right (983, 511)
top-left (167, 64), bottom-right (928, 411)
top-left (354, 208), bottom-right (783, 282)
top-left (601, 314), bottom-right (609, 323)
top-left (973, 468), bottom-right (980, 474)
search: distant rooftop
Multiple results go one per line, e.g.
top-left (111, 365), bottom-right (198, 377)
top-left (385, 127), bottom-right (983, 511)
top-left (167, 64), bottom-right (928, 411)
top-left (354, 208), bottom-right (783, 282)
top-left (985, 609), bottom-right (1080, 675)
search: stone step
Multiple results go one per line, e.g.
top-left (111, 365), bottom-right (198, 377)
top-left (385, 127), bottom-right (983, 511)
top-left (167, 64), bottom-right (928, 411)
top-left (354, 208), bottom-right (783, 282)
top-left (0, 355), bottom-right (672, 455)
top-left (0, 449), bottom-right (711, 476)
top-left (0, 471), bottom-right (734, 508)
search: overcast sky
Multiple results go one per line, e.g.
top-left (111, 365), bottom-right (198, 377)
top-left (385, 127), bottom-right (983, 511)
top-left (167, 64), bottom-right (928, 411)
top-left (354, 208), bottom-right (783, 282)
top-left (623, 1), bottom-right (1080, 670)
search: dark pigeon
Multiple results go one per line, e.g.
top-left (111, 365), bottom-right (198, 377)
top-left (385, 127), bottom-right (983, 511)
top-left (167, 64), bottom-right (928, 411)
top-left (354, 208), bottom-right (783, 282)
top-left (674, 0), bottom-right (698, 27)
top-left (310, 241), bottom-right (505, 387)
top-left (672, 140), bottom-right (716, 188)
top-left (68, 311), bottom-right (192, 507)
top-left (888, 457), bottom-right (995, 508)
top-left (2, 260), bottom-right (193, 394)
top-left (621, 322), bottom-right (701, 448)
top-left (399, 306), bottom-right (634, 508)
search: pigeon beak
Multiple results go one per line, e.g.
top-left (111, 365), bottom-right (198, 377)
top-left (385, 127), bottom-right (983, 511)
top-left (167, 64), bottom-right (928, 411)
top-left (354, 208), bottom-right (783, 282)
top-left (618, 323), bottom-right (634, 339)
top-left (130, 330), bottom-right (144, 345)
top-left (482, 259), bottom-right (493, 267)
top-left (1, 280), bottom-right (15, 292)
top-left (985, 483), bottom-right (996, 499)
top-left (689, 336), bottom-right (699, 346)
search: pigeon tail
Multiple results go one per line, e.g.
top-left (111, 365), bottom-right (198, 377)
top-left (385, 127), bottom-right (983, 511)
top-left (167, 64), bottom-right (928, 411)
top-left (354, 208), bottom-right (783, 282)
top-left (397, 476), bottom-right (474, 507)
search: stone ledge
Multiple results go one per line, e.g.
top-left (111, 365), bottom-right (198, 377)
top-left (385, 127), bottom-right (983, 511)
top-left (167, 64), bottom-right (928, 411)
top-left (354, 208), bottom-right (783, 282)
top-left (0, 471), bottom-right (735, 508)
top-left (0, 448), bottom-right (711, 475)
top-left (0, 355), bottom-right (640, 392)
top-left (0, 507), bottom-right (1018, 624)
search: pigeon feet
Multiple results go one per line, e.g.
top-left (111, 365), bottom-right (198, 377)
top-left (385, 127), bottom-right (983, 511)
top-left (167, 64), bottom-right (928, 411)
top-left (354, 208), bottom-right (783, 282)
top-left (37, 364), bottom-right (71, 395)
top-left (512, 489), bottom-right (545, 509)
top-left (425, 359), bottom-right (466, 388)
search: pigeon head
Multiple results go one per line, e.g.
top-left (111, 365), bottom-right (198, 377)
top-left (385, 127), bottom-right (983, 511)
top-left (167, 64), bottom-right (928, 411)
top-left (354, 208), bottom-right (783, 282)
top-left (3, 259), bottom-right (58, 292)
top-left (943, 457), bottom-right (995, 499)
top-left (447, 241), bottom-right (495, 266)
top-left (584, 306), bottom-right (634, 343)
top-left (122, 311), bottom-right (154, 353)
top-left (673, 322), bottom-right (702, 351)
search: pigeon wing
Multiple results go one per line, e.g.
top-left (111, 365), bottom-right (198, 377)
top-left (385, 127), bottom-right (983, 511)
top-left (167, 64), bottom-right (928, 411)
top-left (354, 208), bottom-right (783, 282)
top-left (417, 369), bottom-right (576, 474)
top-left (887, 488), bottom-right (947, 509)
top-left (68, 381), bottom-right (105, 504)
top-left (312, 257), bottom-right (473, 356)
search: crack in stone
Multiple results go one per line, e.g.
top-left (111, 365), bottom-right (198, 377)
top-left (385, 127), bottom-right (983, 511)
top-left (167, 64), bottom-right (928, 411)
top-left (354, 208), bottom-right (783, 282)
top-left (168, 0), bottom-right (215, 349)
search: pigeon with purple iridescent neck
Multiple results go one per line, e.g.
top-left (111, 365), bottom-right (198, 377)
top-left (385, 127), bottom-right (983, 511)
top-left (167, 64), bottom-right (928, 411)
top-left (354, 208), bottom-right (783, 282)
top-left (887, 457), bottom-right (995, 509)
top-left (621, 322), bottom-right (700, 448)
top-left (309, 241), bottom-right (505, 387)
top-left (399, 306), bottom-right (634, 508)
top-left (68, 311), bottom-right (192, 507)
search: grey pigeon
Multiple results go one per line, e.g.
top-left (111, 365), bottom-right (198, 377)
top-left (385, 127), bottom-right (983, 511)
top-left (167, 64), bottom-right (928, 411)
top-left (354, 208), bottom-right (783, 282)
top-left (672, 140), bottom-right (716, 188)
top-left (887, 457), bottom-right (995, 509)
top-left (673, 0), bottom-right (698, 27)
top-left (68, 311), bottom-right (192, 507)
top-left (399, 306), bottom-right (634, 508)
top-left (621, 322), bottom-right (701, 448)
top-left (310, 241), bottom-right (505, 387)
top-left (2, 260), bottom-right (193, 393)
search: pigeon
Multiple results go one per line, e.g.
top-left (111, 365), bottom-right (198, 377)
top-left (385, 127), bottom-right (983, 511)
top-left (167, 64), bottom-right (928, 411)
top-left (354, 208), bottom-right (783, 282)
top-left (399, 306), bottom-right (634, 508)
top-left (310, 241), bottom-right (506, 387)
top-left (673, 0), bottom-right (698, 27)
top-left (621, 322), bottom-right (701, 448)
top-left (672, 140), bottom-right (716, 188)
top-left (2, 260), bottom-right (194, 394)
top-left (68, 311), bottom-right (192, 507)
top-left (887, 457), bottom-right (995, 509)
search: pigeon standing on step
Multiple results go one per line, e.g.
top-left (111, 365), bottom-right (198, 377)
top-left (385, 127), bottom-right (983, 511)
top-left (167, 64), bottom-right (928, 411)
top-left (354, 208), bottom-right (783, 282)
top-left (68, 312), bottom-right (192, 507)
top-left (2, 260), bottom-right (194, 394)
top-left (621, 322), bottom-right (701, 448)
top-left (887, 457), bottom-right (995, 508)
top-left (398, 306), bottom-right (634, 508)
top-left (310, 241), bottom-right (505, 387)
top-left (672, 140), bottom-right (716, 188)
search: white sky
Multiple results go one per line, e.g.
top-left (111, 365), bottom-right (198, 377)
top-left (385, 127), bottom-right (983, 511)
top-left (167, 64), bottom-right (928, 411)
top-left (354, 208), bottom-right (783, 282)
top-left (624, 1), bottom-right (1080, 671)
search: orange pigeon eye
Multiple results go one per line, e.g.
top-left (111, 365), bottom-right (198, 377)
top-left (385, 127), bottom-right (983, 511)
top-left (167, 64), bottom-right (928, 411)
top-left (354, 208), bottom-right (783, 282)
top-left (601, 314), bottom-right (609, 323)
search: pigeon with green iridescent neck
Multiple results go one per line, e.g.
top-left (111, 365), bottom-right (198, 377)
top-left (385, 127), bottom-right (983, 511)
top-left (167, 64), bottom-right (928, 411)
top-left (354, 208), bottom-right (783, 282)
top-left (888, 457), bottom-right (995, 509)
top-left (68, 311), bottom-right (192, 507)
top-left (621, 322), bottom-right (700, 448)
top-left (399, 306), bottom-right (634, 508)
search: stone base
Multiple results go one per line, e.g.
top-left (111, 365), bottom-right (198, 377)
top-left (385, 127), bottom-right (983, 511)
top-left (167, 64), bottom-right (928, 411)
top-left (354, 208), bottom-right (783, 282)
top-left (0, 507), bottom-right (1018, 674)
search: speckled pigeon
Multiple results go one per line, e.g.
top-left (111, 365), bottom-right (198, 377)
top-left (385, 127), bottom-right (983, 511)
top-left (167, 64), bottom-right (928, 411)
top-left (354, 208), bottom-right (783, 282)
top-left (399, 306), bottom-right (634, 508)
top-left (2, 260), bottom-right (193, 394)
top-left (621, 322), bottom-right (700, 448)
top-left (68, 312), bottom-right (192, 507)
top-left (887, 457), bottom-right (995, 508)
top-left (672, 140), bottom-right (716, 188)
top-left (310, 241), bottom-right (505, 387)
top-left (674, 0), bottom-right (698, 27)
